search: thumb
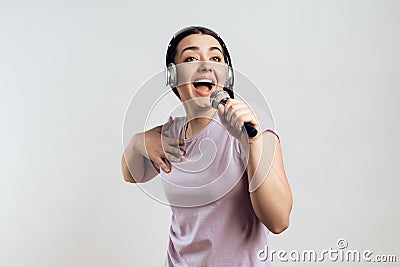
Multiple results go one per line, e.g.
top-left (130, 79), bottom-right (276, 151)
top-left (217, 104), bottom-right (224, 118)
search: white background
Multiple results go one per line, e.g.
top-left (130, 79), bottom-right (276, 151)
top-left (1, 0), bottom-right (399, 266)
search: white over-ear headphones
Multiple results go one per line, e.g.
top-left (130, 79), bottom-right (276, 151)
top-left (165, 62), bottom-right (234, 89)
top-left (165, 63), bottom-right (177, 88)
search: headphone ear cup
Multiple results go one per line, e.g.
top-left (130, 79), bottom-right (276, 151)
top-left (166, 63), bottom-right (177, 88)
top-left (223, 65), bottom-right (235, 99)
top-left (225, 65), bottom-right (234, 88)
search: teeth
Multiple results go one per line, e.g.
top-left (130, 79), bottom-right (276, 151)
top-left (194, 79), bottom-right (213, 84)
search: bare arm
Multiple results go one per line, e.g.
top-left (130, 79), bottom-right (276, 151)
top-left (121, 119), bottom-right (185, 183)
top-left (217, 99), bottom-right (292, 234)
top-left (246, 131), bottom-right (292, 234)
top-left (121, 133), bottom-right (159, 183)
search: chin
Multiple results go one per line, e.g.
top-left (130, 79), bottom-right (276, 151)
top-left (184, 97), bottom-right (212, 110)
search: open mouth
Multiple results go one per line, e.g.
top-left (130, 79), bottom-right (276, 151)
top-left (192, 79), bottom-right (215, 92)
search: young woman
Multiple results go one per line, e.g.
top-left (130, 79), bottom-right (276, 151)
top-left (121, 26), bottom-right (292, 266)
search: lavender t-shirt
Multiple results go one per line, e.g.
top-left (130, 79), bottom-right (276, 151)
top-left (160, 113), bottom-right (275, 266)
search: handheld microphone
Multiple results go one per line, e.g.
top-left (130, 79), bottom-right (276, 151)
top-left (210, 90), bottom-right (258, 138)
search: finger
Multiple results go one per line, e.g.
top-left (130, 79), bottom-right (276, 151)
top-left (156, 158), bottom-right (171, 173)
top-left (168, 138), bottom-right (184, 147)
top-left (233, 111), bottom-right (252, 129)
top-left (165, 153), bottom-right (183, 163)
top-left (235, 117), bottom-right (245, 132)
top-left (162, 136), bottom-right (185, 149)
top-left (217, 104), bottom-right (225, 121)
top-left (217, 103), bottom-right (224, 115)
top-left (225, 104), bottom-right (234, 124)
top-left (226, 104), bottom-right (244, 125)
top-left (224, 99), bottom-right (239, 123)
top-left (228, 100), bottom-right (254, 115)
top-left (226, 108), bottom-right (251, 131)
top-left (224, 98), bottom-right (242, 108)
top-left (236, 115), bottom-right (260, 134)
top-left (239, 112), bottom-right (258, 126)
top-left (226, 99), bottom-right (243, 109)
top-left (229, 104), bottom-right (251, 121)
top-left (226, 105), bottom-right (247, 128)
top-left (233, 108), bottom-right (253, 123)
top-left (164, 145), bottom-right (185, 158)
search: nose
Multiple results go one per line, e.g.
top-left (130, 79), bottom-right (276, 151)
top-left (197, 62), bottom-right (213, 73)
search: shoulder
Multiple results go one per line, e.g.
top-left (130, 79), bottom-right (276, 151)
top-left (251, 102), bottom-right (280, 139)
top-left (162, 116), bottom-right (186, 138)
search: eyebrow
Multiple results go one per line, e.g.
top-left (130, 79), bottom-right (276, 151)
top-left (180, 46), bottom-right (222, 57)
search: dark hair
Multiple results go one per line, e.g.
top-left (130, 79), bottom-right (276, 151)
top-left (166, 26), bottom-right (234, 99)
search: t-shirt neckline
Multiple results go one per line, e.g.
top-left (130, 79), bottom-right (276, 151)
top-left (181, 112), bottom-right (219, 141)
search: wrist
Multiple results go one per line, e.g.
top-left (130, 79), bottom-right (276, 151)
top-left (247, 131), bottom-right (263, 146)
top-left (237, 131), bottom-right (261, 159)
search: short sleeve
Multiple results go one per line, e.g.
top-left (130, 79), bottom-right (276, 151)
top-left (234, 102), bottom-right (280, 161)
top-left (251, 102), bottom-right (280, 140)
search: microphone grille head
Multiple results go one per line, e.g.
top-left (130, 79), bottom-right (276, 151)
top-left (210, 90), bottom-right (230, 109)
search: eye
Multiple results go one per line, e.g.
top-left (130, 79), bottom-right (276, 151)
top-left (211, 56), bottom-right (222, 62)
top-left (184, 56), bottom-right (198, 62)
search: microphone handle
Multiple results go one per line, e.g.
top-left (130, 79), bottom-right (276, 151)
top-left (243, 122), bottom-right (258, 138)
top-left (220, 99), bottom-right (258, 138)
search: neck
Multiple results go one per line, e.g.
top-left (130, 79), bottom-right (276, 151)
top-left (184, 108), bottom-right (217, 139)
